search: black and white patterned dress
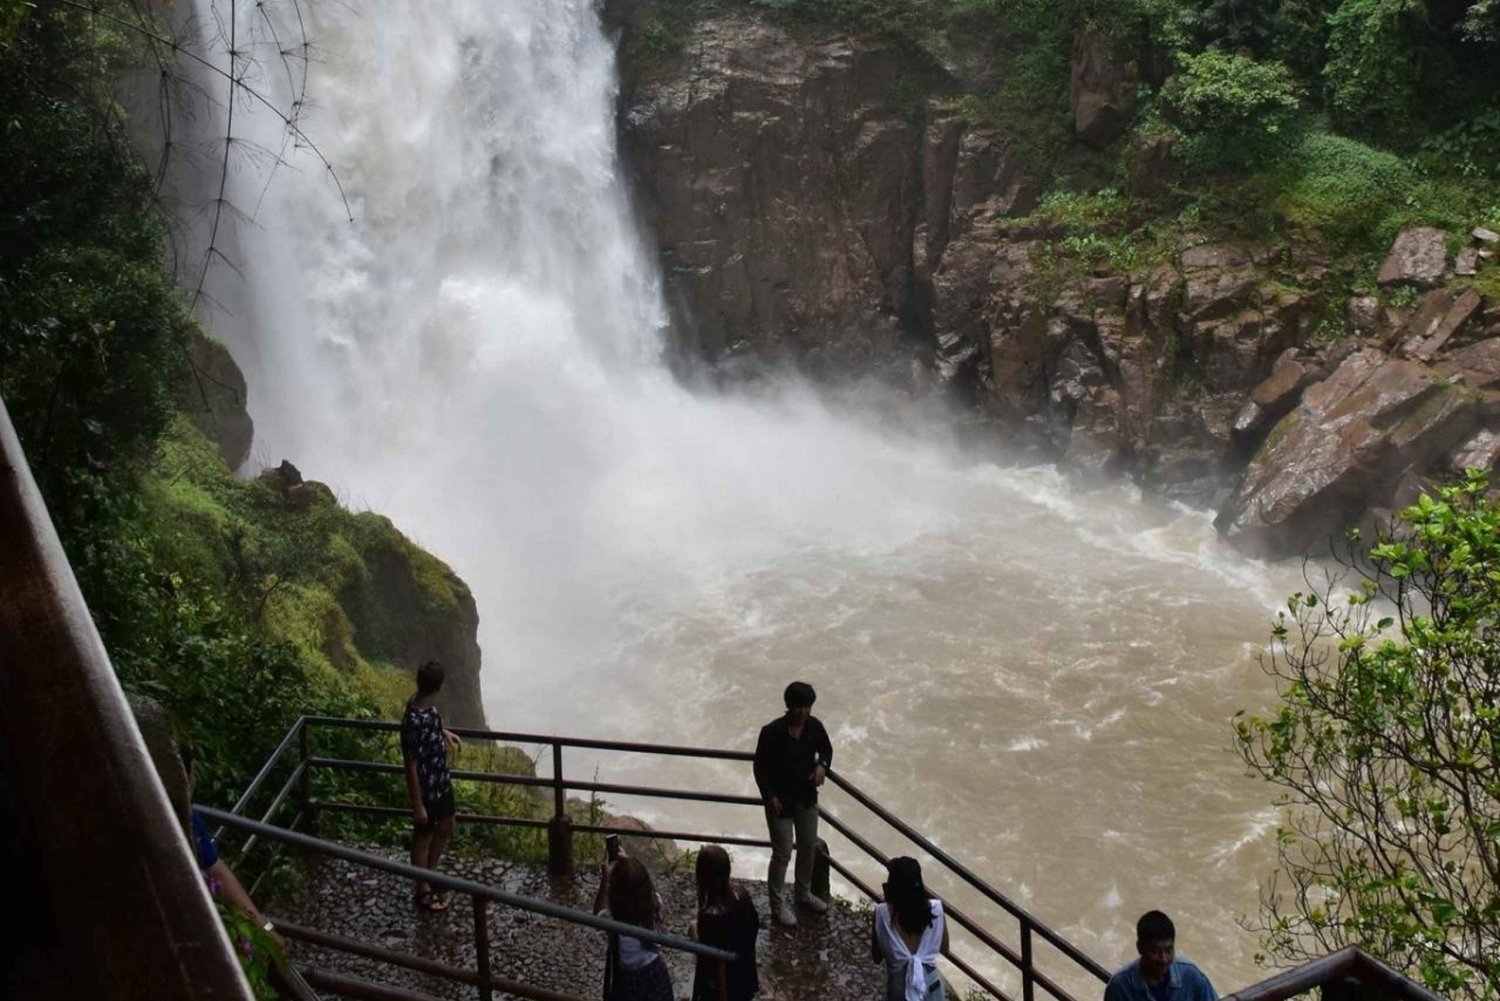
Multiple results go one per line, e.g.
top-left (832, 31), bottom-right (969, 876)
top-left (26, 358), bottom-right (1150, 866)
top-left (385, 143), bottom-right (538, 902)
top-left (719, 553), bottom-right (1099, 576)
top-left (400, 701), bottom-right (453, 807)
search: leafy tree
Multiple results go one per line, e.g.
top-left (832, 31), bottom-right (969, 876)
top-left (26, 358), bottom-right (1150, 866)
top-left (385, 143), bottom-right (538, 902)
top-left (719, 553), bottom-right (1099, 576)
top-left (1322, 0), bottom-right (1430, 142)
top-left (1160, 50), bottom-right (1301, 169)
top-left (1464, 0), bottom-right (1500, 42)
top-left (1235, 472), bottom-right (1500, 1001)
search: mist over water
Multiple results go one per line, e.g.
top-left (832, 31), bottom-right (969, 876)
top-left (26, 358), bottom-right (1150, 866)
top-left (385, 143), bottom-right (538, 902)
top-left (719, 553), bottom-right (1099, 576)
top-left (184, 0), bottom-right (1310, 992)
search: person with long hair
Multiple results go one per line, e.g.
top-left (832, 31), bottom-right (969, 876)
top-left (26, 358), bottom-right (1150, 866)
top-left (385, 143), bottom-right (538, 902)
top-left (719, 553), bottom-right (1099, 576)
top-left (594, 851), bottom-right (675, 1001)
top-left (871, 856), bottom-right (949, 1001)
top-left (688, 845), bottom-right (760, 1001)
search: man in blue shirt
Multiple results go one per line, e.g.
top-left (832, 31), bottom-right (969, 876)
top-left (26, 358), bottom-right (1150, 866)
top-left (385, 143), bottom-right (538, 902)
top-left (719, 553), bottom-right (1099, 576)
top-left (1104, 911), bottom-right (1216, 1001)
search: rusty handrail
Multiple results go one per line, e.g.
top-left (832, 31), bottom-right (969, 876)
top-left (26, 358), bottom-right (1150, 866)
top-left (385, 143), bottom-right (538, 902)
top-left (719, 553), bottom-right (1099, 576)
top-left (275, 920), bottom-right (587, 1001)
top-left (279, 715), bottom-right (1107, 1001)
top-left (299, 714), bottom-right (758, 761)
top-left (823, 767), bottom-right (1113, 987)
top-left (199, 806), bottom-right (737, 963)
top-left (1221, 946), bottom-right (1450, 1001)
top-left (0, 395), bottom-right (253, 999)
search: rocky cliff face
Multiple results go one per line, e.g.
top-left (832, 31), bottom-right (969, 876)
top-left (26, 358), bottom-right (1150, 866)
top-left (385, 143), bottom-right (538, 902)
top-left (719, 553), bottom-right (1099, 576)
top-left (612, 7), bottom-right (1500, 557)
top-left (176, 347), bottom-right (489, 726)
top-left (252, 460), bottom-right (489, 728)
top-left (619, 17), bottom-right (946, 379)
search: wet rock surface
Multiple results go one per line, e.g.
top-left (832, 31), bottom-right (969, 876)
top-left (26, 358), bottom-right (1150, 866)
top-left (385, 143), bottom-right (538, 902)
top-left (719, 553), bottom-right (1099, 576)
top-left (274, 846), bottom-right (887, 1000)
top-left (609, 6), bottom-right (1500, 555)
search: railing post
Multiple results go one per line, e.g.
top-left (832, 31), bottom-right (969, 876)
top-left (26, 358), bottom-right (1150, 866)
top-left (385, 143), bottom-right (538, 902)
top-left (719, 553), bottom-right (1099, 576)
top-left (473, 893), bottom-right (492, 1001)
top-left (1021, 917), bottom-right (1036, 1001)
top-left (547, 743), bottom-right (572, 876)
top-left (297, 719), bottom-right (311, 820)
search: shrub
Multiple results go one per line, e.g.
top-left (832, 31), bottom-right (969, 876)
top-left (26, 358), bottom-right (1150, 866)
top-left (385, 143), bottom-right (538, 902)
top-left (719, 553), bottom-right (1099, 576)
top-left (1275, 131), bottom-right (1413, 243)
top-left (1162, 50), bottom-right (1302, 170)
top-left (1236, 474), bottom-right (1500, 1000)
top-left (1323, 0), bottom-right (1428, 142)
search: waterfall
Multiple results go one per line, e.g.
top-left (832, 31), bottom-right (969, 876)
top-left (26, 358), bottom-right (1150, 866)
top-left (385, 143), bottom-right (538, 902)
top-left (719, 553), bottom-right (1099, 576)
top-left (175, 0), bottom-right (1305, 988)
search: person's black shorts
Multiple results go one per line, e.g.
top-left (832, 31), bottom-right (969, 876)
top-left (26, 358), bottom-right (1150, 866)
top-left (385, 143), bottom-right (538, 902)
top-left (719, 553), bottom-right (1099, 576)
top-left (418, 788), bottom-right (455, 829)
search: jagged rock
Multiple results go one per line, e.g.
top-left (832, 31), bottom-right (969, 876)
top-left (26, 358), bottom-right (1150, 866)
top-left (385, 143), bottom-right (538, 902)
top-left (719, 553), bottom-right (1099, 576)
top-left (338, 514), bottom-right (486, 727)
top-left (1448, 428), bottom-right (1500, 473)
top-left (1436, 337), bottom-right (1500, 388)
top-left (1376, 227), bottom-right (1449, 289)
top-left (1397, 288), bottom-right (1482, 360)
top-left (286, 480), bottom-right (336, 509)
top-left (1217, 348), bottom-right (1487, 556)
top-left (1069, 25), bottom-right (1137, 146)
top-left (260, 459), bottom-right (304, 492)
top-left (1474, 226), bottom-right (1500, 244)
top-left (950, 128), bottom-right (1037, 227)
top-left (1128, 134), bottom-right (1176, 198)
top-left (917, 105), bottom-right (964, 271)
top-left (177, 328), bottom-right (254, 471)
top-left (1456, 247), bottom-right (1480, 277)
top-left (1230, 349), bottom-right (1314, 447)
top-left (1347, 295), bottom-right (1382, 334)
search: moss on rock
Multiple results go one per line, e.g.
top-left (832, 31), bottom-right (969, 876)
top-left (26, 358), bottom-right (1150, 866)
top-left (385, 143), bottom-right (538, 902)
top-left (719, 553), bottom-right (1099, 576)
top-left (137, 416), bottom-right (487, 726)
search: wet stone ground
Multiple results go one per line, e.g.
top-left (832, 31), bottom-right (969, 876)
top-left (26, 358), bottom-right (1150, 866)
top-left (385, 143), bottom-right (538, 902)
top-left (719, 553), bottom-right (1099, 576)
top-left (274, 845), bottom-right (889, 1000)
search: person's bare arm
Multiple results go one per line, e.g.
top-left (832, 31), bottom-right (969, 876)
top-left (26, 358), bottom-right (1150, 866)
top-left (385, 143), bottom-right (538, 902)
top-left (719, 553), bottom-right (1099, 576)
top-left (208, 859), bottom-right (285, 949)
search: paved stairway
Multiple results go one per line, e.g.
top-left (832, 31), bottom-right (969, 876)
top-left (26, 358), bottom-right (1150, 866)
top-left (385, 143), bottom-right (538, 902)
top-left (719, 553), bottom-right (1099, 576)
top-left (276, 846), bottom-right (890, 1000)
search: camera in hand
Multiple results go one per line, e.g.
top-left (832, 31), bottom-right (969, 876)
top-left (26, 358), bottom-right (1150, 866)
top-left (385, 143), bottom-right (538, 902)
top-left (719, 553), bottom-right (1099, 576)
top-left (605, 833), bottom-right (620, 861)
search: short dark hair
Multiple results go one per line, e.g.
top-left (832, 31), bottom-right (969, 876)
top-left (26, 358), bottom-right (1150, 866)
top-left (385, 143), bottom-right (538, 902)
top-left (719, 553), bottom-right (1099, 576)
top-left (416, 660), bottom-right (446, 695)
top-left (784, 681), bottom-right (816, 709)
top-left (1137, 910), bottom-right (1175, 943)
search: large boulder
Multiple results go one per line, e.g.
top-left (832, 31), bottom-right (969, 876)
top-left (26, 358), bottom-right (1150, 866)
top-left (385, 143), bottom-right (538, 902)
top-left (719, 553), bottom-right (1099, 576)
top-left (1395, 288), bottom-right (1482, 360)
top-left (1376, 227), bottom-right (1449, 289)
top-left (1217, 348), bottom-right (1490, 556)
top-left (1069, 25), bottom-right (1137, 146)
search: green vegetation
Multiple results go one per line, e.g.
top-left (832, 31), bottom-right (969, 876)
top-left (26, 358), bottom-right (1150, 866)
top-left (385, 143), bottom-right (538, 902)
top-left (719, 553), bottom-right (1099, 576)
top-left (1160, 50), bottom-right (1302, 169)
top-left (0, 4), bottom-right (469, 812)
top-left (626, 0), bottom-right (1500, 270)
top-left (1236, 474), bottom-right (1500, 1000)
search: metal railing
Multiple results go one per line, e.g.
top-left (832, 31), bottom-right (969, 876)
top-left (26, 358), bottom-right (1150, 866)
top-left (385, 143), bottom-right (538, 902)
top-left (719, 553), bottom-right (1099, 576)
top-left (0, 395), bottom-right (253, 999)
top-left (1222, 946), bottom-right (1451, 1001)
top-left (201, 806), bottom-right (734, 1001)
top-left (229, 714), bottom-right (1114, 1001)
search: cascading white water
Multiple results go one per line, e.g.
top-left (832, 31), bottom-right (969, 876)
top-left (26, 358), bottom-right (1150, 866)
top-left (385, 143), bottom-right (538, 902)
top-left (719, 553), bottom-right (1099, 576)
top-left (182, 0), bottom-right (1311, 991)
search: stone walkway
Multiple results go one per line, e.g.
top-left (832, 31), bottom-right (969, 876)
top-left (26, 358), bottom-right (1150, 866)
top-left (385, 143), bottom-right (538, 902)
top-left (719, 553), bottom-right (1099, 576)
top-left (274, 845), bottom-right (888, 1000)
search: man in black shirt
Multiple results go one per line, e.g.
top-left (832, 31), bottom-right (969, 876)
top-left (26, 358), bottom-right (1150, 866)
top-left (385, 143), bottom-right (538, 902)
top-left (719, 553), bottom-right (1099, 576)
top-left (753, 681), bottom-right (833, 927)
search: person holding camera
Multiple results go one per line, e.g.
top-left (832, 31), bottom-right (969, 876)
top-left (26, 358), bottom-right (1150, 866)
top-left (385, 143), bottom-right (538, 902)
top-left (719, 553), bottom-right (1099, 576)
top-left (752, 680), bottom-right (833, 927)
top-left (594, 839), bottom-right (675, 1001)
